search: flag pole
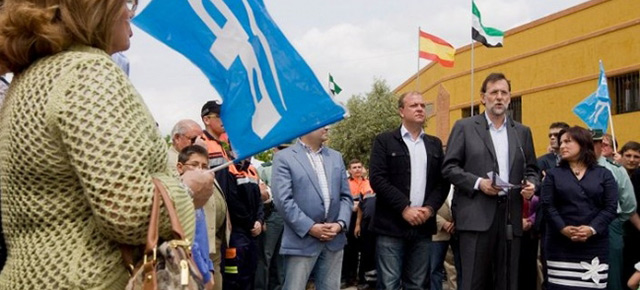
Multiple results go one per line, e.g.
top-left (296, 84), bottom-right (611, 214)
top-left (470, 41), bottom-right (475, 116)
top-left (601, 60), bottom-right (618, 153)
top-left (608, 107), bottom-right (617, 153)
top-left (416, 26), bottom-right (420, 92)
top-left (470, 1), bottom-right (475, 116)
top-left (208, 160), bottom-right (234, 174)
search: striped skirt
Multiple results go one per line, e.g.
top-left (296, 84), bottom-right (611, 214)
top-left (545, 233), bottom-right (609, 289)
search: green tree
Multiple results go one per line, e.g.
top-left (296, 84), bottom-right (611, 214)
top-left (329, 78), bottom-right (399, 167)
top-left (254, 149), bottom-right (274, 163)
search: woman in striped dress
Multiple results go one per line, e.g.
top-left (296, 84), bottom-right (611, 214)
top-left (541, 126), bottom-right (618, 289)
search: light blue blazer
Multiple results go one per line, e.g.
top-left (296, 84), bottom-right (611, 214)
top-left (271, 142), bottom-right (353, 256)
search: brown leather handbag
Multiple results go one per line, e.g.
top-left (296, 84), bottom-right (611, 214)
top-left (124, 179), bottom-right (205, 290)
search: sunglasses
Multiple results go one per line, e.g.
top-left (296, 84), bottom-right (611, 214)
top-left (182, 135), bottom-right (199, 144)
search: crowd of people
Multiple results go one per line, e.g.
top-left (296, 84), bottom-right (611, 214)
top-left (0, 0), bottom-right (640, 290)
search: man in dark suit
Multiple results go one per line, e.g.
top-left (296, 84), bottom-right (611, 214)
top-left (369, 91), bottom-right (449, 289)
top-left (442, 73), bottom-right (539, 290)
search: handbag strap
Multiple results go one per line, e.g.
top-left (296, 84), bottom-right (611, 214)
top-left (139, 178), bottom-right (191, 290)
top-left (145, 178), bottom-right (188, 255)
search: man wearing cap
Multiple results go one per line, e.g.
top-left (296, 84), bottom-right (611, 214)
top-left (201, 100), bottom-right (230, 168)
top-left (592, 129), bottom-right (637, 290)
top-left (200, 101), bottom-right (266, 289)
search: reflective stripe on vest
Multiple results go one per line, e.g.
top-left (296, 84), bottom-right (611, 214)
top-left (231, 165), bottom-right (259, 186)
top-left (201, 133), bottom-right (229, 168)
top-left (224, 266), bottom-right (238, 274)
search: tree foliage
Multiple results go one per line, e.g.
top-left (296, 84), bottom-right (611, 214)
top-left (254, 149), bottom-right (274, 163)
top-left (329, 79), bottom-right (399, 167)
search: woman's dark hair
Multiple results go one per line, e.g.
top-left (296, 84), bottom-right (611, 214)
top-left (558, 126), bottom-right (597, 168)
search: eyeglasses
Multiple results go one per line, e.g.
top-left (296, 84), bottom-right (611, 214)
top-left (183, 135), bottom-right (199, 144)
top-left (182, 162), bottom-right (209, 170)
top-left (126, 0), bottom-right (138, 14)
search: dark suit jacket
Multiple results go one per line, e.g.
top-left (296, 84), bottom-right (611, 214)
top-left (537, 152), bottom-right (558, 173)
top-left (541, 166), bottom-right (618, 236)
top-left (442, 114), bottom-right (540, 236)
top-left (369, 127), bottom-right (449, 238)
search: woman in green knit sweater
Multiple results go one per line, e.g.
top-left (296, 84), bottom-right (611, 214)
top-left (0, 0), bottom-right (212, 288)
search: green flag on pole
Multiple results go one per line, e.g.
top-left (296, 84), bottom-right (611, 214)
top-left (472, 1), bottom-right (504, 47)
top-left (329, 74), bottom-right (342, 96)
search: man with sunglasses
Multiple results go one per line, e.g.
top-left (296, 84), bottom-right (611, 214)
top-left (537, 122), bottom-right (570, 174)
top-left (533, 121), bottom-right (569, 290)
top-left (168, 119), bottom-right (205, 176)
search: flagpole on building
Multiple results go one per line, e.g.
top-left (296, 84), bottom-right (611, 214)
top-left (416, 26), bottom-right (420, 92)
top-left (470, 14), bottom-right (475, 116)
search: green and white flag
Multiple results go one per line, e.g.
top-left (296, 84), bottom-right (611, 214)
top-left (472, 1), bottom-right (504, 47)
top-left (329, 74), bottom-right (342, 95)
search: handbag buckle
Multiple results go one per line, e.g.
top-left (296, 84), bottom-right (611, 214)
top-left (143, 247), bottom-right (157, 264)
top-left (169, 239), bottom-right (191, 249)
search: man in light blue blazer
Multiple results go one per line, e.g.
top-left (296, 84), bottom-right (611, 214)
top-left (271, 127), bottom-right (353, 290)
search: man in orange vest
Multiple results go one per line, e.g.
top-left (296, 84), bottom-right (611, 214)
top-left (345, 159), bottom-right (376, 289)
top-left (201, 100), bottom-right (230, 168)
top-left (200, 100), bottom-right (265, 290)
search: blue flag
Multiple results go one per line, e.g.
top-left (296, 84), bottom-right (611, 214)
top-left (573, 61), bottom-right (610, 132)
top-left (133, 0), bottom-right (345, 160)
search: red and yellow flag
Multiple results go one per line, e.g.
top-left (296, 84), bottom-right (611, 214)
top-left (419, 30), bottom-right (455, 67)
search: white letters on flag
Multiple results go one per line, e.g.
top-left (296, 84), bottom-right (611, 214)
top-left (573, 61), bottom-right (611, 132)
top-left (133, 0), bottom-right (346, 160)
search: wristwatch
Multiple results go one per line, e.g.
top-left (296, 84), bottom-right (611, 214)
top-left (337, 220), bottom-right (347, 232)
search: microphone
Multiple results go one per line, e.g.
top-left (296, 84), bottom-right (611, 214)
top-left (510, 116), bottom-right (528, 188)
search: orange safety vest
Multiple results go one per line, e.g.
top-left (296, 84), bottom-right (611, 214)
top-left (348, 177), bottom-right (373, 199)
top-left (201, 131), bottom-right (230, 168)
top-left (231, 165), bottom-right (259, 186)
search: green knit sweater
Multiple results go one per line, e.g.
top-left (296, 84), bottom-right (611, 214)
top-left (0, 46), bottom-right (195, 289)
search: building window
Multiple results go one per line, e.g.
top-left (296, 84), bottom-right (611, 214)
top-left (461, 105), bottom-right (480, 118)
top-left (509, 96), bottom-right (522, 123)
top-left (610, 71), bottom-right (640, 114)
top-left (425, 103), bottom-right (435, 118)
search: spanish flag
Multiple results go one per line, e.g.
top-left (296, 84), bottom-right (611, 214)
top-left (418, 30), bottom-right (455, 67)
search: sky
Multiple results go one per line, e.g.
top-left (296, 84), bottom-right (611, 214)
top-left (127, 0), bottom-right (589, 135)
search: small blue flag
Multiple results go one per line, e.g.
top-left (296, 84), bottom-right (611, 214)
top-left (133, 0), bottom-right (345, 161)
top-left (573, 61), bottom-right (610, 132)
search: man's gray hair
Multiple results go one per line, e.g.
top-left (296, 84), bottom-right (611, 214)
top-left (171, 119), bottom-right (199, 137)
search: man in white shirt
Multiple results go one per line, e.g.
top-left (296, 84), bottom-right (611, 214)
top-left (442, 73), bottom-right (539, 290)
top-left (369, 92), bottom-right (449, 289)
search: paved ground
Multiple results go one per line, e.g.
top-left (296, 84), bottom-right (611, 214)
top-left (341, 282), bottom-right (455, 290)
